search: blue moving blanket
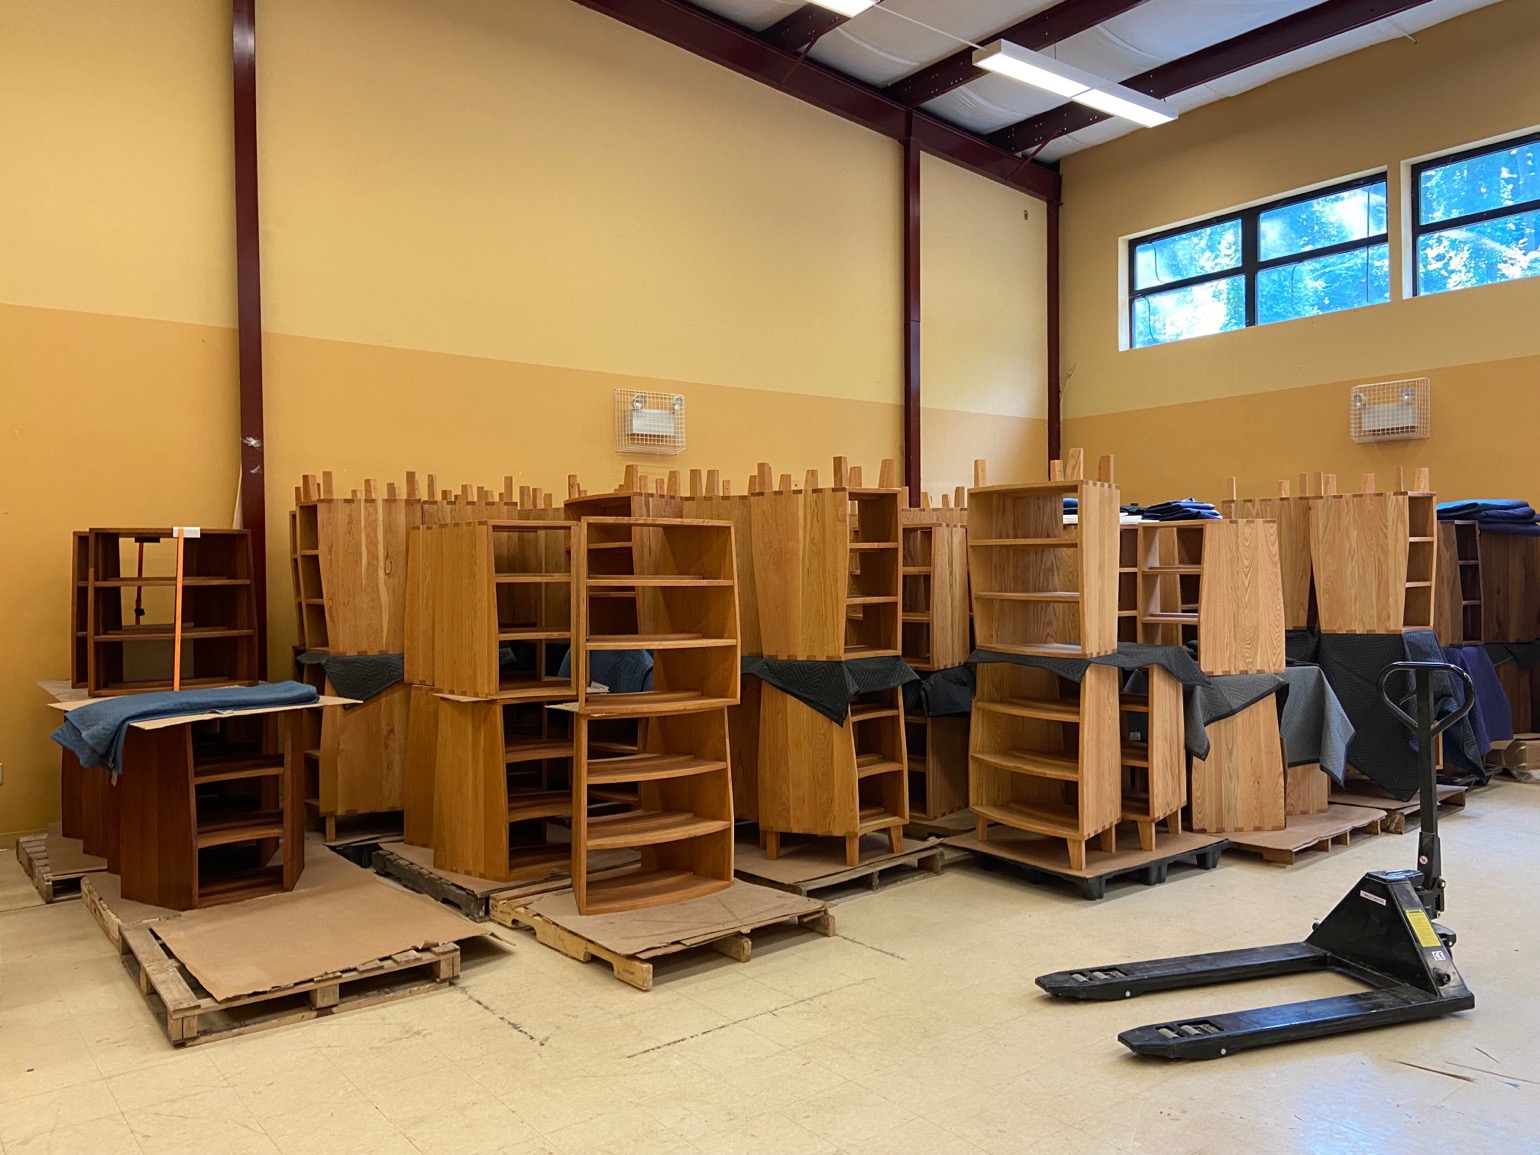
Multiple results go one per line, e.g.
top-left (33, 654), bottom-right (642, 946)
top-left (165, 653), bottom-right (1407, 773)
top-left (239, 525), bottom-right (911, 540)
top-left (52, 682), bottom-right (319, 775)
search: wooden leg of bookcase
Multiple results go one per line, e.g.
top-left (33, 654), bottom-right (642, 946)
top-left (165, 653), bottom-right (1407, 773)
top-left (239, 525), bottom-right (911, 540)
top-left (844, 835), bottom-right (860, 868)
top-left (1135, 820), bottom-right (1156, 853)
top-left (1068, 838), bottom-right (1087, 872)
top-left (887, 826), bottom-right (902, 855)
top-left (1098, 827), bottom-right (1116, 854)
top-left (764, 830), bottom-right (780, 860)
top-left (976, 816), bottom-right (989, 841)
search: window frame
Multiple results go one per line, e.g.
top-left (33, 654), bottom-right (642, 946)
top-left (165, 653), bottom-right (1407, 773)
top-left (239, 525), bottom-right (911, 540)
top-left (1409, 127), bottom-right (1540, 297)
top-left (1127, 171), bottom-right (1389, 347)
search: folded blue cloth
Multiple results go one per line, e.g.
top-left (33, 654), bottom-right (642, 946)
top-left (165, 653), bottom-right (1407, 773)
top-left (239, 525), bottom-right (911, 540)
top-left (1437, 499), bottom-right (1532, 519)
top-left (52, 682), bottom-right (320, 775)
top-left (1479, 521), bottom-right (1540, 536)
top-left (1476, 507), bottom-right (1537, 522)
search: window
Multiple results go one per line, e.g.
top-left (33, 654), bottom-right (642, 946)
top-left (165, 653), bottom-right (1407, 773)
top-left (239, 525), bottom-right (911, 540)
top-left (1412, 130), bottom-right (1540, 296)
top-left (1129, 175), bottom-right (1389, 348)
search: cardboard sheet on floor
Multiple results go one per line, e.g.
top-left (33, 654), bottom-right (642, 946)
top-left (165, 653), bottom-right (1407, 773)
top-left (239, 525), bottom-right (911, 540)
top-left (734, 832), bottom-right (940, 884)
top-left (43, 823), bottom-right (107, 876)
top-left (152, 865), bottom-right (483, 1001)
top-left (517, 880), bottom-right (824, 958)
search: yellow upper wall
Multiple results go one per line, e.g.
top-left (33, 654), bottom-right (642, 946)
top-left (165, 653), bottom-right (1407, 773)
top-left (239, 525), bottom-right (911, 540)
top-left (0, 0), bottom-right (235, 326)
top-left (1059, 0), bottom-right (1540, 420)
top-left (0, 0), bottom-right (1048, 836)
top-left (258, 0), bottom-right (903, 404)
top-left (920, 154), bottom-right (1047, 420)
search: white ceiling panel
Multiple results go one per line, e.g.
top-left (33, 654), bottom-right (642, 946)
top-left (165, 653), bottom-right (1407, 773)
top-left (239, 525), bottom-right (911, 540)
top-left (686, 0), bottom-right (801, 34)
top-left (681, 0), bottom-right (1509, 160)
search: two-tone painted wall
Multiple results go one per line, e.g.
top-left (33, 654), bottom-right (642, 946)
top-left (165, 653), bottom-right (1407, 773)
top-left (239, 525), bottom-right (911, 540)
top-left (1059, 0), bottom-right (1540, 504)
top-left (0, 0), bottom-right (1046, 838)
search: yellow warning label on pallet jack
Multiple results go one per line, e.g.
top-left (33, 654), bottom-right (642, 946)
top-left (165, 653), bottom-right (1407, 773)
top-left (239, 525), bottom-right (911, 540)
top-left (1405, 909), bottom-right (1442, 949)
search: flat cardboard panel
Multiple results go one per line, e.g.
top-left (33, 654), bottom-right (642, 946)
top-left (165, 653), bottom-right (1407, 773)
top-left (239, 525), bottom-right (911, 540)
top-left (47, 695), bottom-right (354, 723)
top-left (518, 880), bottom-right (822, 958)
top-left (734, 832), bottom-right (938, 883)
top-left (152, 863), bottom-right (483, 1001)
top-left (43, 824), bottom-right (107, 876)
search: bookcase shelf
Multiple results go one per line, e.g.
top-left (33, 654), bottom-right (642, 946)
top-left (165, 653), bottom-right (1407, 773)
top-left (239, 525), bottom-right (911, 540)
top-left (73, 527), bottom-right (259, 696)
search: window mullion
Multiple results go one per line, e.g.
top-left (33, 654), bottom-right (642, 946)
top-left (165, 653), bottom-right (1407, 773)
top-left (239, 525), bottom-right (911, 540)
top-left (1243, 212), bottom-right (1258, 328)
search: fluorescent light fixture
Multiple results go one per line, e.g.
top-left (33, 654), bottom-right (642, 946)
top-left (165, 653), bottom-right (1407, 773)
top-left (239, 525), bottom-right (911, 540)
top-left (1072, 85), bottom-right (1177, 128)
top-left (972, 40), bottom-right (1177, 128)
top-left (806, 0), bottom-right (878, 15)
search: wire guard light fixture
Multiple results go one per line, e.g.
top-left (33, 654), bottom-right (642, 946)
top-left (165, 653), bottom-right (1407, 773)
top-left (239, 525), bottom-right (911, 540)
top-left (973, 40), bottom-right (1178, 128)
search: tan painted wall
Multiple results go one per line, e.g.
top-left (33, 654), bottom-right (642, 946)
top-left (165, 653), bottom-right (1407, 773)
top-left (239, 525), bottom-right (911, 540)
top-left (0, 0), bottom-right (1045, 837)
top-left (1059, 0), bottom-right (1540, 503)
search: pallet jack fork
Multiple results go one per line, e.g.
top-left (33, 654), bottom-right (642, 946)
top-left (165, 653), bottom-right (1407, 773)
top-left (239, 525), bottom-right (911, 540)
top-left (1036, 661), bottom-right (1476, 1059)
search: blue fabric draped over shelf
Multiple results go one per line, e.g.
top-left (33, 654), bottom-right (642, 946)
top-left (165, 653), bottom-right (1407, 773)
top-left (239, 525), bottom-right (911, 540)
top-left (51, 682), bottom-right (320, 776)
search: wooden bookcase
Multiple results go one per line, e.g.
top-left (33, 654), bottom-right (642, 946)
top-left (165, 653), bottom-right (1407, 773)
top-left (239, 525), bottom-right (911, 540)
top-left (905, 713), bottom-right (969, 823)
top-left (1222, 479), bottom-right (1318, 631)
top-left (759, 684), bottom-right (908, 865)
top-left (683, 470), bottom-right (762, 823)
top-left (571, 709), bottom-right (734, 914)
top-left (1117, 525), bottom-right (1139, 644)
top-left (414, 520), bottom-right (577, 701)
top-left (1117, 667), bottom-right (1187, 850)
top-left (968, 661), bottom-right (1122, 870)
top-left (116, 709), bottom-right (308, 909)
top-left (1135, 520), bottom-right (1285, 676)
top-left (900, 520), bottom-right (970, 671)
top-left (1434, 520), bottom-right (1483, 644)
top-left (567, 517), bottom-right (740, 913)
top-left (74, 528), bottom-right (258, 696)
top-left (430, 698), bottom-right (638, 882)
top-left (1479, 530), bottom-right (1540, 644)
top-left (1136, 523), bottom-right (1205, 650)
top-left (967, 474), bottom-right (1118, 658)
top-left (1308, 474), bottom-right (1437, 634)
top-left (574, 518), bottom-right (741, 716)
top-left (750, 475), bottom-right (902, 662)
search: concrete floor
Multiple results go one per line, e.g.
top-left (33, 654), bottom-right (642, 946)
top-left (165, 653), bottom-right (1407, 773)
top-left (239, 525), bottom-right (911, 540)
top-left (2, 785), bottom-right (1537, 1154)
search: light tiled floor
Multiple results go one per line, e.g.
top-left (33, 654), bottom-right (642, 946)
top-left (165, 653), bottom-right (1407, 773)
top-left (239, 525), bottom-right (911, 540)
top-left (3, 785), bottom-right (1538, 1154)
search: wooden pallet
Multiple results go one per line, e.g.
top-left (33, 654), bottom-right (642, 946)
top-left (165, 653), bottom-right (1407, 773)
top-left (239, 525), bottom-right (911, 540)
top-left (490, 882), bottom-right (834, 991)
top-left (16, 830), bottom-right (106, 903)
top-left (949, 827), bottom-right (1227, 900)
top-left (113, 918), bottom-right (459, 1046)
top-left (1224, 804), bottom-right (1386, 865)
top-left (734, 832), bottom-right (948, 899)
top-left (371, 842), bottom-right (639, 921)
top-left (306, 805), bottom-right (404, 860)
top-left (1328, 782), bottom-right (1468, 834)
top-left (904, 808), bottom-right (973, 841)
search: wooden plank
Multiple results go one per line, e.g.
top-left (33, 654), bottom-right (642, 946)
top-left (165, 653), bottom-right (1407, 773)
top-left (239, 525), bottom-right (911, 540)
top-left (1198, 519), bottom-right (1285, 675)
top-left (1328, 782), bottom-right (1467, 834)
top-left (1190, 697), bottom-right (1286, 833)
top-left (949, 826), bottom-right (1227, 900)
top-left (734, 831), bottom-right (945, 897)
top-left (1224, 804), bottom-right (1385, 865)
top-left (489, 883), bottom-right (832, 991)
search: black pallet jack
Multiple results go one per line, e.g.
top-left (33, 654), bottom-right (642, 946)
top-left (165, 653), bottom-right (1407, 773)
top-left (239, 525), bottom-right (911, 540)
top-left (1036, 661), bottom-right (1476, 1060)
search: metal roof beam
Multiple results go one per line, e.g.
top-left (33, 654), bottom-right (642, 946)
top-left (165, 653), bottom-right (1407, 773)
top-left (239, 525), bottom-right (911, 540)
top-left (989, 0), bottom-right (1441, 155)
top-left (884, 0), bottom-right (1154, 107)
top-left (567, 0), bottom-right (1060, 201)
top-left (763, 5), bottom-right (849, 53)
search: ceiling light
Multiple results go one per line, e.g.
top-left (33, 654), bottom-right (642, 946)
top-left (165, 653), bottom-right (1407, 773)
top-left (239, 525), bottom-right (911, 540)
top-left (1071, 86), bottom-right (1177, 128)
top-left (806, 0), bottom-right (878, 15)
top-left (972, 40), bottom-right (1177, 128)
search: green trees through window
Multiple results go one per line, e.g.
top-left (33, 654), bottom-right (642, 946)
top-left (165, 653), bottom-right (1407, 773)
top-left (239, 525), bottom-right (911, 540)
top-left (1415, 133), bottom-right (1540, 296)
top-left (1130, 175), bottom-right (1388, 348)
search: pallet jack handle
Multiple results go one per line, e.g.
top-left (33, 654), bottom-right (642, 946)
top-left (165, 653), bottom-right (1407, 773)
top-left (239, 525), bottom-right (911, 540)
top-left (1377, 660), bottom-right (1474, 919)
